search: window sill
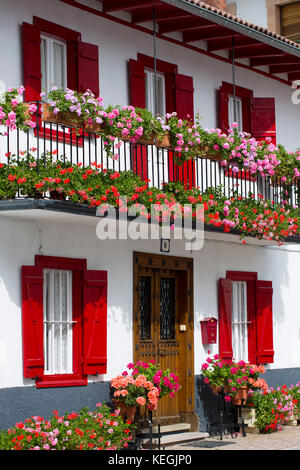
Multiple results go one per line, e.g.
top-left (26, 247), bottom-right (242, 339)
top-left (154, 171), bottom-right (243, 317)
top-left (35, 374), bottom-right (88, 388)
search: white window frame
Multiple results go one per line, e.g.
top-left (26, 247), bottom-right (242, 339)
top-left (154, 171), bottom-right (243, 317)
top-left (43, 269), bottom-right (74, 375)
top-left (145, 68), bottom-right (166, 117)
top-left (228, 95), bottom-right (243, 131)
top-left (231, 281), bottom-right (249, 362)
top-left (41, 33), bottom-right (68, 94)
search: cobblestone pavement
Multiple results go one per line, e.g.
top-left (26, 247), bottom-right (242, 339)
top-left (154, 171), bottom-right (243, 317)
top-left (167, 426), bottom-right (300, 451)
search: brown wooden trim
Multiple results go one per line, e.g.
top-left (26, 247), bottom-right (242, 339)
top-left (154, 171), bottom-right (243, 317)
top-left (133, 251), bottom-right (195, 417)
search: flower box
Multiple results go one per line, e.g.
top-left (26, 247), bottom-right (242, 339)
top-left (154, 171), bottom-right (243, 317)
top-left (42, 103), bottom-right (104, 135)
top-left (198, 145), bottom-right (223, 162)
top-left (42, 103), bottom-right (83, 128)
top-left (155, 132), bottom-right (172, 149)
top-left (120, 133), bottom-right (155, 146)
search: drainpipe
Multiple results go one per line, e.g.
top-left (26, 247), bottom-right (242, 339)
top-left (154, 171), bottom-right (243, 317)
top-left (232, 36), bottom-right (237, 124)
top-left (153, 6), bottom-right (158, 116)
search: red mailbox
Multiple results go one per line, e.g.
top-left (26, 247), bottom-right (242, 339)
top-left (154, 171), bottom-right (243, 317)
top-left (200, 317), bottom-right (217, 344)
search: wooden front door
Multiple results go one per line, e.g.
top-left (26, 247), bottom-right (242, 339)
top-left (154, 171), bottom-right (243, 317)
top-left (133, 253), bottom-right (194, 423)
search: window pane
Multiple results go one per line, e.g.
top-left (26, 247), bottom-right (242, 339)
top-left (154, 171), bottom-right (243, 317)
top-left (160, 278), bottom-right (175, 340)
top-left (43, 269), bottom-right (73, 375)
top-left (52, 42), bottom-right (65, 89)
top-left (139, 276), bottom-right (152, 340)
top-left (231, 281), bottom-right (248, 362)
top-left (41, 38), bottom-right (47, 92)
top-left (228, 96), bottom-right (243, 131)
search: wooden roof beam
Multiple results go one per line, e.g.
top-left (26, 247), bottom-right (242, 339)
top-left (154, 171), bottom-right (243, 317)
top-left (288, 72), bottom-right (300, 82)
top-left (132, 7), bottom-right (191, 24)
top-left (159, 16), bottom-right (210, 34)
top-left (183, 25), bottom-right (234, 43)
top-left (270, 64), bottom-right (300, 74)
top-left (103, 0), bottom-right (159, 13)
top-left (230, 44), bottom-right (285, 59)
top-left (250, 55), bottom-right (300, 66)
top-left (207, 35), bottom-right (259, 51)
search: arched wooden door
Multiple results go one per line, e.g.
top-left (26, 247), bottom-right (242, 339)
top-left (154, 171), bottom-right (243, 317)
top-left (133, 252), bottom-right (194, 424)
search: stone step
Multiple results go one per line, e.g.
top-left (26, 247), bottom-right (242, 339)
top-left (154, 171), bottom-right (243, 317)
top-left (138, 422), bottom-right (191, 435)
top-left (140, 431), bottom-right (209, 449)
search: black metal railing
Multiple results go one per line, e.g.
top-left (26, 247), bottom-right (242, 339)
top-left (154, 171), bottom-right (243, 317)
top-left (1, 103), bottom-right (299, 207)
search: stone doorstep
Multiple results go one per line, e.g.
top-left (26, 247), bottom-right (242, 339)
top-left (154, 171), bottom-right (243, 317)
top-left (138, 422), bottom-right (191, 435)
top-left (140, 432), bottom-right (209, 448)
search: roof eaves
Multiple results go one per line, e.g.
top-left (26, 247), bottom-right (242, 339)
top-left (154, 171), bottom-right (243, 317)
top-left (160, 0), bottom-right (300, 58)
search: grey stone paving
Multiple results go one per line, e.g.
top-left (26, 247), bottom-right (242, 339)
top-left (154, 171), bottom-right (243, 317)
top-left (166, 426), bottom-right (300, 451)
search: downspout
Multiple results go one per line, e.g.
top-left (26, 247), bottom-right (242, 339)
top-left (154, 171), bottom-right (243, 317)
top-left (153, 6), bottom-right (158, 116)
top-left (232, 36), bottom-right (237, 124)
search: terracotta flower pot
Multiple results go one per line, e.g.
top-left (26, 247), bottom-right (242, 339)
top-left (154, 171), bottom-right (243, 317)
top-left (231, 387), bottom-right (249, 406)
top-left (209, 384), bottom-right (222, 395)
top-left (112, 399), bottom-right (136, 421)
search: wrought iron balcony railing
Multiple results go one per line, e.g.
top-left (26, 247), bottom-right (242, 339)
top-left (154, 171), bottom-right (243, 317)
top-left (0, 104), bottom-right (299, 208)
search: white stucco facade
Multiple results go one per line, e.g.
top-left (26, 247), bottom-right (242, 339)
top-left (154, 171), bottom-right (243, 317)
top-left (0, 211), bottom-right (299, 390)
top-left (0, 0), bottom-right (300, 430)
top-left (0, 0), bottom-right (299, 151)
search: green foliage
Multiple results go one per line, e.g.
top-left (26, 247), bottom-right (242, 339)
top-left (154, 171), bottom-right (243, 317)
top-left (0, 404), bottom-right (134, 450)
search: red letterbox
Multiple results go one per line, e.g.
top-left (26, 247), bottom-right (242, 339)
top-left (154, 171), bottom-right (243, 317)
top-left (200, 318), bottom-right (217, 344)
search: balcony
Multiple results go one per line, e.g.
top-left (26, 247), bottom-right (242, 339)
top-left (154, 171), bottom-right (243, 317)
top-left (0, 99), bottom-right (299, 245)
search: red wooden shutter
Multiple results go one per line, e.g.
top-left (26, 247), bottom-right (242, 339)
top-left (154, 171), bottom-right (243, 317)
top-left (219, 86), bottom-right (229, 132)
top-left (78, 41), bottom-right (99, 96)
top-left (83, 270), bottom-right (107, 375)
top-left (251, 98), bottom-right (276, 145)
top-left (129, 59), bottom-right (146, 109)
top-left (129, 59), bottom-right (147, 180)
top-left (22, 22), bottom-right (42, 102)
top-left (22, 266), bottom-right (44, 378)
top-left (219, 278), bottom-right (233, 361)
top-left (169, 73), bottom-right (195, 189)
top-left (175, 74), bottom-right (194, 121)
top-left (255, 280), bottom-right (274, 364)
top-left (246, 280), bottom-right (257, 364)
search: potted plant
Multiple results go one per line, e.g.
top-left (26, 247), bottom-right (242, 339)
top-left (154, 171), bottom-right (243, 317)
top-left (111, 360), bottom-right (181, 420)
top-left (201, 352), bottom-right (267, 405)
top-left (0, 86), bottom-right (37, 133)
top-left (42, 88), bottom-right (105, 133)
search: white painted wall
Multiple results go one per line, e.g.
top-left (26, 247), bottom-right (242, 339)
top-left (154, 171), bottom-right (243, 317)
top-left (0, 212), bottom-right (299, 389)
top-left (0, 0), bottom-right (299, 151)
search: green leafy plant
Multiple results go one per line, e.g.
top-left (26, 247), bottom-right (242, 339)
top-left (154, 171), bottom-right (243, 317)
top-left (0, 403), bottom-right (134, 450)
top-left (111, 360), bottom-right (180, 410)
top-left (201, 352), bottom-right (268, 400)
top-left (0, 87), bottom-right (37, 133)
top-left (246, 384), bottom-right (299, 433)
